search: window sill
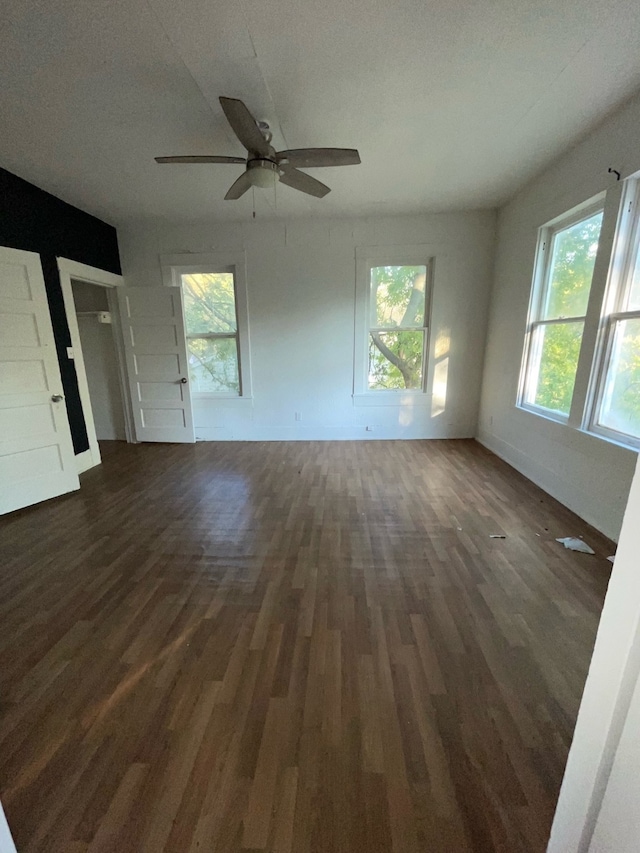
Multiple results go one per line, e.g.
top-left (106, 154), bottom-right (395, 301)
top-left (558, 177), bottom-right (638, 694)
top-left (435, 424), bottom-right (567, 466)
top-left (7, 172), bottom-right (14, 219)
top-left (516, 403), bottom-right (569, 426)
top-left (516, 404), bottom-right (640, 452)
top-left (353, 392), bottom-right (430, 407)
top-left (192, 394), bottom-right (253, 404)
top-left (581, 425), bottom-right (640, 453)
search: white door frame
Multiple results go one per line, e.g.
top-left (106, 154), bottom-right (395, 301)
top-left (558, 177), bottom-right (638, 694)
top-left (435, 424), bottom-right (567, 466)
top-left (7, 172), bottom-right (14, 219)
top-left (547, 454), bottom-right (640, 852)
top-left (0, 799), bottom-right (17, 853)
top-left (57, 258), bottom-right (134, 474)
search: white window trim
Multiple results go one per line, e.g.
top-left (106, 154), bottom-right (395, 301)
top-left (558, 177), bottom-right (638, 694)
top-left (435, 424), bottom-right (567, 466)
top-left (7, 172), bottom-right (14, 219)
top-left (518, 195), bottom-right (606, 425)
top-left (160, 252), bottom-right (252, 400)
top-left (353, 246), bottom-right (435, 402)
top-left (587, 179), bottom-right (640, 449)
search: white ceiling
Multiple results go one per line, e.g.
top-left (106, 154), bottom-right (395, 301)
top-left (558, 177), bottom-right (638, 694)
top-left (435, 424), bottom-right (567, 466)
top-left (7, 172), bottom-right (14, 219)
top-left (2, 0), bottom-right (640, 225)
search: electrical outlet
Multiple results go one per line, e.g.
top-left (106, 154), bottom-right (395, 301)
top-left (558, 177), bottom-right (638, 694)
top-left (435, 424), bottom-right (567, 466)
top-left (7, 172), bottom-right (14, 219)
top-left (295, 412), bottom-right (301, 421)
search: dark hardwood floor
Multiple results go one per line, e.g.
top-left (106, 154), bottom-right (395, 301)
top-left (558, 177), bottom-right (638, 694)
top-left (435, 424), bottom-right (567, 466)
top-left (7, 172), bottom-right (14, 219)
top-left (0, 439), bottom-right (613, 852)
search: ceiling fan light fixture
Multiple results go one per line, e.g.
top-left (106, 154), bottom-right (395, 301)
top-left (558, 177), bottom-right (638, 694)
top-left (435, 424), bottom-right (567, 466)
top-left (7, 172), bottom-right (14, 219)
top-left (247, 159), bottom-right (279, 188)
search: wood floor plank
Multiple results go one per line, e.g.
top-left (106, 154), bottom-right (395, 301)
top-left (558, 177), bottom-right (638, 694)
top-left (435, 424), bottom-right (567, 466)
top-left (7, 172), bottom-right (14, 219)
top-left (0, 439), bottom-right (613, 852)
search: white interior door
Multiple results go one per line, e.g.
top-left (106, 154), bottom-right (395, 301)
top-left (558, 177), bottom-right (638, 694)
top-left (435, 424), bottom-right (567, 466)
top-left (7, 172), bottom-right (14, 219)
top-left (117, 286), bottom-right (194, 443)
top-left (0, 247), bottom-right (79, 515)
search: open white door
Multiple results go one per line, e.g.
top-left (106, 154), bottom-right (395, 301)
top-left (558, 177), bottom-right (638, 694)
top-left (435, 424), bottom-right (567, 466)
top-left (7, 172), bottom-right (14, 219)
top-left (0, 247), bottom-right (79, 515)
top-left (117, 286), bottom-right (194, 443)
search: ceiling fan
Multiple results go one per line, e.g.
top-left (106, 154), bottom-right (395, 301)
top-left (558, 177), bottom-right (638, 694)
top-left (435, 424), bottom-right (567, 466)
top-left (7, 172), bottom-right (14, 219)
top-left (156, 96), bottom-right (361, 200)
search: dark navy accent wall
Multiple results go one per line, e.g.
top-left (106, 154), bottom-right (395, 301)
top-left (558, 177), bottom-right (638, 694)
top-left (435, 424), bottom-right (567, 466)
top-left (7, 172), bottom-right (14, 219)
top-left (0, 168), bottom-right (121, 454)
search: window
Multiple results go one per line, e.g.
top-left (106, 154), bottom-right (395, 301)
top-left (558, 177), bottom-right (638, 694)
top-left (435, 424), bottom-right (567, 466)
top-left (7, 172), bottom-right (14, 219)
top-left (367, 264), bottom-right (430, 390)
top-left (181, 271), bottom-right (241, 394)
top-left (521, 206), bottom-right (604, 419)
top-left (519, 179), bottom-right (640, 451)
top-left (592, 183), bottom-right (640, 445)
top-left (162, 252), bottom-right (251, 399)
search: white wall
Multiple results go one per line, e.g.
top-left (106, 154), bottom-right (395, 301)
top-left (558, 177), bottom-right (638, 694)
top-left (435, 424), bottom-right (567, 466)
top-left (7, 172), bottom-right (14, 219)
top-left (547, 454), bottom-right (640, 853)
top-left (478, 91), bottom-right (640, 541)
top-left (118, 212), bottom-right (496, 441)
top-left (72, 281), bottom-right (126, 441)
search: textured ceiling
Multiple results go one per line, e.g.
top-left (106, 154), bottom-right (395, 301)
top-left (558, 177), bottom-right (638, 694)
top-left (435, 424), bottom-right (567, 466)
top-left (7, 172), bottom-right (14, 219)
top-left (2, 0), bottom-right (640, 225)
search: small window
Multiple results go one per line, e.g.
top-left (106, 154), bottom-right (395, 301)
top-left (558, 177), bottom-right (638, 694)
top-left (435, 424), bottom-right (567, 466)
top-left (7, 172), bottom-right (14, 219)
top-left (593, 185), bottom-right (640, 445)
top-left (181, 271), bottom-right (241, 394)
top-left (521, 207), bottom-right (604, 419)
top-left (367, 264), bottom-right (429, 390)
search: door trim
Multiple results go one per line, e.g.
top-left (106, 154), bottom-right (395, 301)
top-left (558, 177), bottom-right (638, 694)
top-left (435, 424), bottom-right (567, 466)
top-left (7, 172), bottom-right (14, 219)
top-left (57, 258), bottom-right (134, 473)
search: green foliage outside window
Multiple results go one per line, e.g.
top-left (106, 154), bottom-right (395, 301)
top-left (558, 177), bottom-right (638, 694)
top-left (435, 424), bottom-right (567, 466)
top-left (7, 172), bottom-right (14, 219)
top-left (531, 213), bottom-right (602, 414)
top-left (368, 265), bottom-right (427, 390)
top-left (181, 273), bottom-right (240, 393)
top-left (599, 318), bottom-right (640, 439)
top-left (533, 322), bottom-right (583, 414)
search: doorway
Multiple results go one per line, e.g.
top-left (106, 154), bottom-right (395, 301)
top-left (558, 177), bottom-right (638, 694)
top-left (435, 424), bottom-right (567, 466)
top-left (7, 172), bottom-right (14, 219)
top-left (72, 279), bottom-right (127, 450)
top-left (57, 257), bottom-right (133, 473)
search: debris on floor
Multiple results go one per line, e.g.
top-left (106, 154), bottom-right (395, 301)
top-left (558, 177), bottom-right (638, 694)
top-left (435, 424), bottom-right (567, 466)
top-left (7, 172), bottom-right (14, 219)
top-left (555, 537), bottom-right (595, 555)
top-left (607, 555), bottom-right (615, 564)
top-left (489, 534), bottom-right (506, 539)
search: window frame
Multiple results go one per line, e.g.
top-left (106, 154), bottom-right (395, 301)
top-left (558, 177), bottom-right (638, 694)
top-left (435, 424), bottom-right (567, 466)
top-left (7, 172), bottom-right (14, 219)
top-left (161, 252), bottom-right (252, 400)
top-left (588, 180), bottom-right (640, 449)
top-left (518, 198), bottom-right (605, 424)
top-left (353, 247), bottom-right (434, 401)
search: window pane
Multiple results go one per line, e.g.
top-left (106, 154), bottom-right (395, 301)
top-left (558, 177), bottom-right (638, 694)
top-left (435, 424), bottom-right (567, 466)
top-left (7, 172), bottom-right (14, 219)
top-left (370, 265), bottom-right (427, 328)
top-left (181, 273), bottom-right (237, 334)
top-left (187, 337), bottom-right (239, 393)
top-left (527, 321), bottom-right (584, 415)
top-left (625, 239), bottom-right (640, 311)
top-left (543, 212), bottom-right (603, 319)
top-left (598, 318), bottom-right (640, 440)
top-left (368, 330), bottom-right (424, 390)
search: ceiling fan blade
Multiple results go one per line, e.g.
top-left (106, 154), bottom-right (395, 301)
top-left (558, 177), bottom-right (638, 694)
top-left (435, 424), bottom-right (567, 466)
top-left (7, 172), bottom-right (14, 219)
top-left (278, 167), bottom-right (331, 198)
top-left (219, 97), bottom-right (271, 157)
top-left (155, 155), bottom-right (246, 164)
top-left (224, 171), bottom-right (253, 200)
top-left (277, 148), bottom-right (361, 168)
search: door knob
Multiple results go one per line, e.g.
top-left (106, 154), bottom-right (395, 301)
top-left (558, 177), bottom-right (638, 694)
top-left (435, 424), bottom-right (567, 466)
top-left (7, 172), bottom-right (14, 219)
top-left (179, 377), bottom-right (188, 384)
top-left (51, 394), bottom-right (63, 402)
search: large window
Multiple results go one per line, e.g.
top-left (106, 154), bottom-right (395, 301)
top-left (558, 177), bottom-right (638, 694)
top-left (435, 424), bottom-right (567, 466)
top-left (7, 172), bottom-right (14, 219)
top-left (592, 183), bottom-right (640, 445)
top-left (367, 264), bottom-right (430, 390)
top-left (519, 179), bottom-right (640, 451)
top-left (521, 206), bottom-right (604, 419)
top-left (181, 271), bottom-right (241, 394)
top-left (162, 252), bottom-right (251, 399)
